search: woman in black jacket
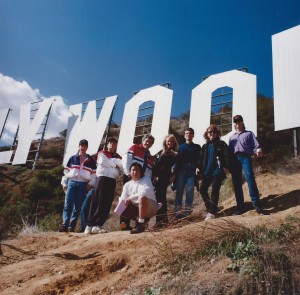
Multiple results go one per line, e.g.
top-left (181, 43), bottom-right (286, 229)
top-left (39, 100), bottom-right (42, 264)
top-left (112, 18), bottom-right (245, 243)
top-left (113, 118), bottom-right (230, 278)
top-left (153, 134), bottom-right (179, 227)
top-left (200, 124), bottom-right (232, 220)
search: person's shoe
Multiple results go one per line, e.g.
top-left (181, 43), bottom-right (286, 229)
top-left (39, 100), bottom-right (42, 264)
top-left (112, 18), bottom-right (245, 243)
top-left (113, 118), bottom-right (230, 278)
top-left (58, 225), bottom-right (68, 232)
top-left (204, 212), bottom-right (215, 221)
top-left (254, 206), bottom-right (264, 214)
top-left (92, 226), bottom-right (108, 234)
top-left (119, 222), bottom-right (132, 231)
top-left (154, 220), bottom-right (168, 229)
top-left (130, 222), bottom-right (147, 234)
top-left (233, 209), bottom-right (246, 216)
top-left (68, 227), bottom-right (75, 233)
top-left (84, 226), bottom-right (93, 234)
top-left (174, 213), bottom-right (185, 220)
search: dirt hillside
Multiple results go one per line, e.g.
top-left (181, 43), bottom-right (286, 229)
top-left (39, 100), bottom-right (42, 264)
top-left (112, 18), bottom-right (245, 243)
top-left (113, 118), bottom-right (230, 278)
top-left (0, 171), bottom-right (299, 295)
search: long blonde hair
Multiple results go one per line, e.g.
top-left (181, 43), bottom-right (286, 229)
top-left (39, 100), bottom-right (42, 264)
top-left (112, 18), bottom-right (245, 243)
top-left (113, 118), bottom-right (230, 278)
top-left (162, 134), bottom-right (179, 155)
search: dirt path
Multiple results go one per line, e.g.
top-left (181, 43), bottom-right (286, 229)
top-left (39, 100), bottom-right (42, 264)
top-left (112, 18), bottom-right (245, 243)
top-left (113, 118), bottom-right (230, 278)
top-left (1, 172), bottom-right (299, 295)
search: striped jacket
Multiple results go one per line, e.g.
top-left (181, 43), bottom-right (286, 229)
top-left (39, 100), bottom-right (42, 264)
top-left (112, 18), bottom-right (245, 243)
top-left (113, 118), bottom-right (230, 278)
top-left (61, 153), bottom-right (97, 187)
top-left (122, 144), bottom-right (154, 178)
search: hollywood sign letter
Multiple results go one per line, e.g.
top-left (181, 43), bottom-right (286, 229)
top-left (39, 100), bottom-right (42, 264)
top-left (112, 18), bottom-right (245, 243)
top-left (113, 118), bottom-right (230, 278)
top-left (0, 25), bottom-right (299, 165)
top-left (0, 98), bottom-right (54, 165)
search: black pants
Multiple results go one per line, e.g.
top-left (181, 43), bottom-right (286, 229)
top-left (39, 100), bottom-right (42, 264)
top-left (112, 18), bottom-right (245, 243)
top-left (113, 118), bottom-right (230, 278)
top-left (87, 176), bottom-right (116, 227)
top-left (199, 174), bottom-right (223, 214)
top-left (120, 175), bottom-right (131, 227)
top-left (155, 178), bottom-right (169, 224)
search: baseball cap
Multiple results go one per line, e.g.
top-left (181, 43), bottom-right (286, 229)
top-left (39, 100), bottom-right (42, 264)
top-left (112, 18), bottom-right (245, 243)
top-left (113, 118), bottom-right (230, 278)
top-left (79, 139), bottom-right (88, 147)
top-left (233, 115), bottom-right (243, 123)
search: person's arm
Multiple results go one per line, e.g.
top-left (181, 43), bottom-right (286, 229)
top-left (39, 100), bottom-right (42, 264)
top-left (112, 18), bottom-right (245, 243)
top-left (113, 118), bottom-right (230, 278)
top-left (122, 150), bottom-right (133, 176)
top-left (250, 132), bottom-right (263, 157)
top-left (87, 173), bottom-right (96, 189)
top-left (112, 158), bottom-right (123, 170)
top-left (87, 157), bottom-right (97, 188)
top-left (61, 157), bottom-right (72, 189)
top-left (97, 152), bottom-right (116, 168)
top-left (221, 141), bottom-right (232, 173)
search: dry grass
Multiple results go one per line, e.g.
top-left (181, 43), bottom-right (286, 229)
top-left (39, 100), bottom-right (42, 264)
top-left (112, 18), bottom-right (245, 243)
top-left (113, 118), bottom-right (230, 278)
top-left (150, 217), bottom-right (300, 295)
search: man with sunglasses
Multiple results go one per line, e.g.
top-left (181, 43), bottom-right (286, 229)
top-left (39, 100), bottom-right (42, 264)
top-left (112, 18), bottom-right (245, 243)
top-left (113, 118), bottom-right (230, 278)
top-left (229, 115), bottom-right (263, 215)
top-left (173, 127), bottom-right (201, 218)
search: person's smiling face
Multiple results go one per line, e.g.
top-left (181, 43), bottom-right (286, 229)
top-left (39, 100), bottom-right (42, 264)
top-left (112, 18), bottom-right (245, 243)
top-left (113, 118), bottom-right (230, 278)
top-left (166, 137), bottom-right (175, 149)
top-left (130, 165), bottom-right (142, 181)
top-left (208, 129), bottom-right (217, 141)
top-left (142, 138), bottom-right (154, 150)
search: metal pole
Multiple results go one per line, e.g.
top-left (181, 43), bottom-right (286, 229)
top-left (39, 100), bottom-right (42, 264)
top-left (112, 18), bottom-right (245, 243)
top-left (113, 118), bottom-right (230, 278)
top-left (0, 109), bottom-right (11, 140)
top-left (32, 102), bottom-right (53, 170)
top-left (293, 129), bottom-right (298, 158)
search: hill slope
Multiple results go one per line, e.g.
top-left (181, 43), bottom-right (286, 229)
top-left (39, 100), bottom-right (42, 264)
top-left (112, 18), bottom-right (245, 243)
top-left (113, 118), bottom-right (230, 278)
top-left (0, 171), bottom-right (299, 295)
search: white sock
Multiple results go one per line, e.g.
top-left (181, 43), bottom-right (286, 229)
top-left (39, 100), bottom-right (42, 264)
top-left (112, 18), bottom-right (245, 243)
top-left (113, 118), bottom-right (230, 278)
top-left (138, 218), bottom-right (145, 223)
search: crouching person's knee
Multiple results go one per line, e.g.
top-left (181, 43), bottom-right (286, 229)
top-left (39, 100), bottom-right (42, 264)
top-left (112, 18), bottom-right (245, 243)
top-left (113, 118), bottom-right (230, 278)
top-left (138, 196), bottom-right (149, 205)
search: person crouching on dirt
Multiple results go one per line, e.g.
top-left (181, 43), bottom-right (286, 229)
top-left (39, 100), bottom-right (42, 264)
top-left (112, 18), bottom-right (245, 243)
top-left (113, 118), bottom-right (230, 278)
top-left (119, 162), bottom-right (158, 234)
top-left (121, 134), bottom-right (155, 230)
top-left (59, 139), bottom-right (96, 232)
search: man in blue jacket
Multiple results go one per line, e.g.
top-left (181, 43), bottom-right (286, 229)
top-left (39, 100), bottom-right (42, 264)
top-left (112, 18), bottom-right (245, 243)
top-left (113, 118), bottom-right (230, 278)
top-left (174, 128), bottom-right (201, 218)
top-left (59, 139), bottom-right (96, 232)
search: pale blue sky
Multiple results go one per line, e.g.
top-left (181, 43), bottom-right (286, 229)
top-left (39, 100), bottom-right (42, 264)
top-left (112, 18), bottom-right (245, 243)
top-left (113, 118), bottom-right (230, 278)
top-left (0, 0), bottom-right (299, 123)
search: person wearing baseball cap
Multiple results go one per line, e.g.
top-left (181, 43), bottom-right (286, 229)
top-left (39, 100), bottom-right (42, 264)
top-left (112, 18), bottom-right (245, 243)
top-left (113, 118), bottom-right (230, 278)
top-left (59, 139), bottom-right (96, 232)
top-left (229, 115), bottom-right (264, 215)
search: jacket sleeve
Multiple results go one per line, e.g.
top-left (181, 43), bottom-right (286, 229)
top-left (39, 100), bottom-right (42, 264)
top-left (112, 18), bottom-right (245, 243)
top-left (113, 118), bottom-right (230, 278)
top-left (61, 156), bottom-right (72, 187)
top-left (88, 173), bottom-right (96, 187)
top-left (122, 150), bottom-right (133, 176)
top-left (220, 141), bottom-right (232, 170)
top-left (87, 157), bottom-right (97, 187)
top-left (250, 132), bottom-right (261, 153)
top-left (198, 145), bottom-right (204, 173)
top-left (112, 158), bottom-right (123, 170)
top-left (97, 152), bottom-right (116, 168)
top-left (196, 145), bottom-right (202, 170)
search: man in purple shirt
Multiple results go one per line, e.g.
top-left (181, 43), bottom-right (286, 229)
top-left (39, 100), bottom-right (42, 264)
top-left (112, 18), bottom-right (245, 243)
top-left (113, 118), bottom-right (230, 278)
top-left (229, 115), bottom-right (263, 215)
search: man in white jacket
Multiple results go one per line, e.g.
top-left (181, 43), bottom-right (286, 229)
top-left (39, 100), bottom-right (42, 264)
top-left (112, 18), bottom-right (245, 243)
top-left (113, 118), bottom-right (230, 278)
top-left (119, 162), bottom-right (158, 234)
top-left (84, 137), bottom-right (123, 234)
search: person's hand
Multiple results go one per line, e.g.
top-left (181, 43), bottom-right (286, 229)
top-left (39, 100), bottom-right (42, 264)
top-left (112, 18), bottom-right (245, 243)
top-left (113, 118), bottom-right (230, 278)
top-left (169, 175), bottom-right (176, 184)
top-left (125, 199), bottom-right (132, 206)
top-left (62, 185), bottom-right (67, 193)
top-left (223, 168), bottom-right (230, 174)
top-left (86, 184), bottom-right (93, 191)
top-left (256, 148), bottom-right (263, 158)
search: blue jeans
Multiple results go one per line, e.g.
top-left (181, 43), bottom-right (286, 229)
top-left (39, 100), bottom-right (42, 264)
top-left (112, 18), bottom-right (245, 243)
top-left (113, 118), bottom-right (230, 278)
top-left (175, 164), bottom-right (196, 213)
top-left (63, 180), bottom-right (87, 229)
top-left (80, 188), bottom-right (94, 232)
top-left (231, 154), bottom-right (260, 210)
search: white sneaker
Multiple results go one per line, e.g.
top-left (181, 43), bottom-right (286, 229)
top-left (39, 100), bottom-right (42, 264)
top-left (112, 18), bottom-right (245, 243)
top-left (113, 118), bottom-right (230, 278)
top-left (92, 226), bottom-right (108, 234)
top-left (84, 226), bottom-right (92, 234)
top-left (205, 213), bottom-right (215, 221)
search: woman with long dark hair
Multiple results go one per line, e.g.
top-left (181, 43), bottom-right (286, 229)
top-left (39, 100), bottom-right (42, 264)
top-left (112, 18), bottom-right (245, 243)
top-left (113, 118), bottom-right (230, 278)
top-left (200, 124), bottom-right (231, 220)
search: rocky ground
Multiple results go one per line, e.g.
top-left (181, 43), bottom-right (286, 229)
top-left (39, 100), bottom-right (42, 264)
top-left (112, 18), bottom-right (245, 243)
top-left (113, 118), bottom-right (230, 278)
top-left (0, 171), bottom-right (299, 295)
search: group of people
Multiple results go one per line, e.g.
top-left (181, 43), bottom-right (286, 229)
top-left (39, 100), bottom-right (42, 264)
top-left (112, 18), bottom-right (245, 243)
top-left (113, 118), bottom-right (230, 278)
top-left (59, 114), bottom-right (263, 234)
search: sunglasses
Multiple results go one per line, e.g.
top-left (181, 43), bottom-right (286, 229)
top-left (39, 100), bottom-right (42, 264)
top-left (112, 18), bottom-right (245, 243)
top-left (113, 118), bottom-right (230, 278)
top-left (208, 130), bottom-right (217, 134)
